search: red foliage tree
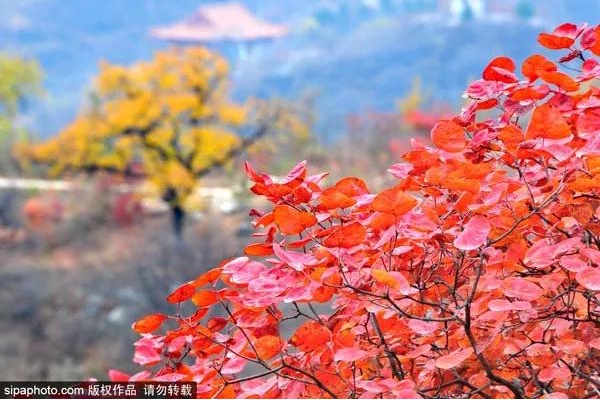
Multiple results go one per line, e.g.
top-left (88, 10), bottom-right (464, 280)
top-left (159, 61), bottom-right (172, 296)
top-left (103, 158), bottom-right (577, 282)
top-left (112, 23), bottom-right (600, 398)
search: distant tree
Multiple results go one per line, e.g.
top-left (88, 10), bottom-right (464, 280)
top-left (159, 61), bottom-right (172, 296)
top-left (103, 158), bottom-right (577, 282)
top-left (0, 54), bottom-right (43, 173)
top-left (23, 47), bottom-right (308, 238)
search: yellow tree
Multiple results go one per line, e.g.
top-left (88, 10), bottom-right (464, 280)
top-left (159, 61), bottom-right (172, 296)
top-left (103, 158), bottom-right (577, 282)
top-left (0, 54), bottom-right (43, 173)
top-left (23, 47), bottom-right (308, 238)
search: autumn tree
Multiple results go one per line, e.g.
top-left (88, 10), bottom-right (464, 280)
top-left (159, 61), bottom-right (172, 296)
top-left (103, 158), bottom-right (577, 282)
top-left (0, 54), bottom-right (43, 173)
top-left (111, 23), bottom-right (600, 398)
top-left (23, 47), bottom-right (308, 238)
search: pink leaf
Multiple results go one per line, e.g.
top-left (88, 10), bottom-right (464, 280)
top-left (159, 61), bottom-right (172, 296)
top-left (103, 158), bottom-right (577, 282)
top-left (542, 393), bottom-right (569, 399)
top-left (502, 277), bottom-right (544, 301)
top-left (388, 163), bottom-right (413, 179)
top-left (283, 160), bottom-right (307, 183)
top-left (133, 344), bottom-right (161, 366)
top-left (581, 59), bottom-right (600, 81)
top-left (576, 267), bottom-right (600, 291)
top-left (560, 255), bottom-right (587, 272)
top-left (154, 373), bottom-right (186, 382)
top-left (334, 348), bottom-right (369, 362)
top-left (553, 23), bottom-right (580, 39)
top-left (454, 215), bottom-right (491, 250)
top-left (589, 338), bottom-right (600, 350)
top-left (221, 357), bottom-right (246, 374)
top-left (408, 319), bottom-right (439, 335)
top-left (488, 299), bottom-right (532, 311)
top-left (273, 243), bottom-right (317, 272)
top-left (240, 377), bottom-right (277, 396)
top-left (538, 367), bottom-right (569, 383)
top-left (435, 348), bottom-right (473, 370)
top-left (108, 369), bottom-right (130, 382)
top-left (129, 371), bottom-right (152, 382)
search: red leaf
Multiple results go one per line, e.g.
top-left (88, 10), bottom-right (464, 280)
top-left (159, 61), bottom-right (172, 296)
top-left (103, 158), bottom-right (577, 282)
top-left (166, 282), bottom-right (195, 303)
top-left (482, 56), bottom-right (517, 83)
top-left (553, 23), bottom-right (580, 39)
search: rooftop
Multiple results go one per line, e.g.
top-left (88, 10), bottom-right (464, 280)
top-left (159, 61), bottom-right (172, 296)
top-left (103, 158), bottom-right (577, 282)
top-left (150, 2), bottom-right (288, 43)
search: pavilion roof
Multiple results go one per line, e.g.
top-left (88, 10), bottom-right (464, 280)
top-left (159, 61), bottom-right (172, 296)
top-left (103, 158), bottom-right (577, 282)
top-left (150, 2), bottom-right (288, 43)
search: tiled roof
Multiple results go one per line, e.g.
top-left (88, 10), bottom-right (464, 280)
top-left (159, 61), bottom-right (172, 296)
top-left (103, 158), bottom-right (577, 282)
top-left (150, 2), bottom-right (288, 43)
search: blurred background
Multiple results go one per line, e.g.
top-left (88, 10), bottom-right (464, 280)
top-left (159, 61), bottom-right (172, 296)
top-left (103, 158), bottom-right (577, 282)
top-left (0, 0), bottom-right (599, 380)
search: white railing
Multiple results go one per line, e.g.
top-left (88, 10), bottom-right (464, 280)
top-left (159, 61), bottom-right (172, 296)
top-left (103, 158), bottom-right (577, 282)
top-left (0, 177), bottom-right (238, 214)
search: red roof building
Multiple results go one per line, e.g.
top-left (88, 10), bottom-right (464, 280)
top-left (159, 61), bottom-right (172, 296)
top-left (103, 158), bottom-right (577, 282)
top-left (150, 2), bottom-right (288, 43)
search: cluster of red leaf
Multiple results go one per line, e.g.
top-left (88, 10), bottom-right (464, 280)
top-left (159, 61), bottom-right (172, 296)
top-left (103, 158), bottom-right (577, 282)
top-left (111, 23), bottom-right (600, 398)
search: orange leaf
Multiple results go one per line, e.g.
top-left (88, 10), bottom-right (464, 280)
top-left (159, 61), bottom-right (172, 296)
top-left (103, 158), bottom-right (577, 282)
top-left (244, 243), bottom-right (274, 256)
top-left (323, 222), bottom-right (366, 248)
top-left (193, 268), bottom-right (222, 287)
top-left (526, 104), bottom-right (571, 140)
top-left (372, 185), bottom-right (417, 216)
top-left (192, 291), bottom-right (219, 308)
top-left (539, 70), bottom-right (579, 92)
top-left (590, 26), bottom-right (600, 56)
top-left (166, 282), bottom-right (196, 303)
top-left (334, 177), bottom-right (370, 197)
top-left (509, 87), bottom-right (548, 101)
top-left (537, 33), bottom-right (574, 49)
top-left (371, 269), bottom-right (398, 289)
top-left (431, 120), bottom-right (466, 152)
top-left (370, 213), bottom-right (396, 230)
top-left (132, 313), bottom-right (167, 334)
top-left (521, 54), bottom-right (556, 81)
top-left (273, 205), bottom-right (317, 235)
top-left (254, 212), bottom-right (274, 228)
top-left (498, 125), bottom-right (525, 152)
top-left (254, 335), bottom-right (283, 360)
top-left (320, 187), bottom-right (356, 209)
top-left (290, 321), bottom-right (331, 352)
top-left (445, 178), bottom-right (481, 194)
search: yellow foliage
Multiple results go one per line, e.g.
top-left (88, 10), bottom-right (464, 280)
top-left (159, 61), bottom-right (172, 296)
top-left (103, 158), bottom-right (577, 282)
top-left (24, 47), bottom-right (311, 215)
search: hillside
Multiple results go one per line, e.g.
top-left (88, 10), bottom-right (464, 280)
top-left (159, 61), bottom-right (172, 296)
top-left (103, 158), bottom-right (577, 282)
top-left (1, 0), bottom-right (599, 138)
